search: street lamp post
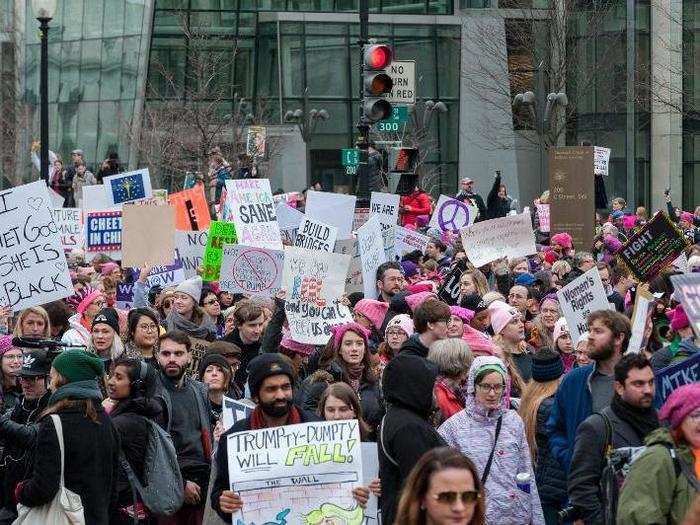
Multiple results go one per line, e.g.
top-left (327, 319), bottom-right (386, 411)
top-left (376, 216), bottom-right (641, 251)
top-left (32, 0), bottom-right (57, 186)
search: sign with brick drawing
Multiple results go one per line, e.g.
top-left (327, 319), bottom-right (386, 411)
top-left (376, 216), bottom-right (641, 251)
top-left (227, 420), bottom-right (364, 524)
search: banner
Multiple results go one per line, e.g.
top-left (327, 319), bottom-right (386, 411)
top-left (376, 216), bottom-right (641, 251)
top-left (51, 208), bottom-right (82, 252)
top-left (617, 211), bottom-right (688, 283)
top-left (429, 194), bottom-right (477, 232)
top-left (121, 205), bottom-right (175, 267)
top-left (202, 221), bottom-right (237, 282)
top-left (294, 217), bottom-right (338, 253)
top-left (103, 168), bottom-right (153, 206)
top-left (627, 287), bottom-right (655, 353)
top-left (282, 247), bottom-right (353, 344)
top-left (670, 274), bottom-right (700, 335)
top-left (227, 420), bottom-right (363, 525)
top-left (335, 239), bottom-right (363, 295)
top-left (0, 181), bottom-right (73, 311)
top-left (167, 186), bottom-right (211, 231)
top-left (305, 190), bottom-right (357, 240)
top-left (219, 245), bottom-right (284, 297)
top-left (460, 212), bottom-right (536, 268)
top-left (557, 267), bottom-right (612, 344)
top-left (535, 203), bottom-right (550, 233)
top-left (654, 352), bottom-right (700, 407)
top-left (225, 179), bottom-right (282, 250)
top-left (357, 216), bottom-right (387, 300)
top-left (394, 226), bottom-right (430, 257)
top-left (594, 146), bottom-right (611, 176)
top-left (175, 230), bottom-right (208, 278)
top-left (85, 210), bottom-right (122, 257)
top-left (369, 191), bottom-right (400, 231)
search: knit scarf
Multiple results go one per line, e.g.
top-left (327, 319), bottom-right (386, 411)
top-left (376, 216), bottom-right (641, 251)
top-left (166, 310), bottom-right (215, 340)
top-left (250, 405), bottom-right (302, 430)
top-left (48, 379), bottom-right (104, 406)
top-left (610, 393), bottom-right (659, 441)
top-left (345, 362), bottom-right (365, 392)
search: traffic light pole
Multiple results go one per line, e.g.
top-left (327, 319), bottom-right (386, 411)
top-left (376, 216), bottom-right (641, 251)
top-left (357, 0), bottom-right (369, 152)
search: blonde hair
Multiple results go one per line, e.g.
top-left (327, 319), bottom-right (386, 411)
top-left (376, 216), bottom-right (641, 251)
top-left (13, 306), bottom-right (51, 338)
top-left (551, 260), bottom-right (572, 279)
top-left (460, 269), bottom-right (489, 296)
top-left (518, 378), bottom-right (560, 463)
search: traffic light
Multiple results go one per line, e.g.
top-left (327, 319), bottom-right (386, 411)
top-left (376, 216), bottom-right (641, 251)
top-left (363, 44), bottom-right (393, 123)
top-left (388, 147), bottom-right (418, 173)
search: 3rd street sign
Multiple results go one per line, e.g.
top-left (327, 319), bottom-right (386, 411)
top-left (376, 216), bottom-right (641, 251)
top-left (386, 60), bottom-right (416, 105)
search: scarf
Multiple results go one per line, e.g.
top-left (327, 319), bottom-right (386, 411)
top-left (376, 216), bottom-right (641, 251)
top-left (610, 393), bottom-right (659, 441)
top-left (166, 310), bottom-right (216, 340)
top-left (345, 362), bottom-right (365, 392)
top-left (250, 405), bottom-right (302, 430)
top-left (48, 379), bottom-right (103, 406)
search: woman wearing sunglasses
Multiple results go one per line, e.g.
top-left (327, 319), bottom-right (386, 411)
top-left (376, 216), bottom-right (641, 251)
top-left (438, 356), bottom-right (545, 525)
top-left (395, 447), bottom-right (485, 525)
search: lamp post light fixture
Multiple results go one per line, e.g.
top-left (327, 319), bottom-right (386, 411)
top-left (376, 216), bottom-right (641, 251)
top-left (32, 0), bottom-right (57, 185)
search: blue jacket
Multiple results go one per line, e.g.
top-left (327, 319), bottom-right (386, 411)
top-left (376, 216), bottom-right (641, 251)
top-left (545, 364), bottom-right (594, 473)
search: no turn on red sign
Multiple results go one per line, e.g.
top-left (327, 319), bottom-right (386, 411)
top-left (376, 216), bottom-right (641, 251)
top-left (386, 60), bottom-right (416, 105)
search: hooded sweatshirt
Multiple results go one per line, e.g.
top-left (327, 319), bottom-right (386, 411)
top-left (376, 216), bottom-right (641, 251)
top-left (439, 356), bottom-right (545, 525)
top-left (61, 313), bottom-right (91, 347)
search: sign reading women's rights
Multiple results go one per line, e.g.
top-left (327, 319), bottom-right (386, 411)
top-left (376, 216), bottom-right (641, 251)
top-left (202, 221), bottom-right (237, 282)
top-left (219, 244), bottom-right (284, 297)
top-left (85, 210), bottom-right (122, 259)
top-left (357, 216), bottom-right (387, 300)
top-left (51, 208), bottom-right (83, 252)
top-left (174, 230), bottom-right (208, 278)
top-left (227, 420), bottom-right (363, 525)
top-left (557, 267), bottom-right (612, 344)
top-left (0, 181), bottom-right (73, 311)
top-left (460, 212), bottom-right (536, 268)
top-left (294, 217), bottom-right (338, 252)
top-left (617, 211), bottom-right (688, 283)
top-left (282, 247), bottom-right (353, 344)
top-left (225, 179), bottom-right (282, 250)
top-left (429, 195), bottom-right (477, 232)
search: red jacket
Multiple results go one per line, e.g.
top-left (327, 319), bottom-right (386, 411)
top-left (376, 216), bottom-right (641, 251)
top-left (434, 377), bottom-right (465, 421)
top-left (400, 191), bottom-right (431, 227)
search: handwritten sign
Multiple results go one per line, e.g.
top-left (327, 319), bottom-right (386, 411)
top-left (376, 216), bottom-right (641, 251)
top-left (627, 287), bottom-right (655, 353)
top-left (670, 274), bottom-right (700, 335)
top-left (654, 352), bottom-right (700, 407)
top-left (0, 182), bottom-right (73, 311)
top-left (222, 396), bottom-right (255, 432)
top-left (51, 208), bottom-right (82, 252)
top-left (557, 267), bottom-right (612, 344)
top-left (167, 186), bottom-right (211, 231)
top-left (369, 191), bottom-right (400, 231)
top-left (437, 264), bottom-right (464, 306)
top-left (225, 179), bottom-right (282, 250)
top-left (335, 239), bottom-right (363, 295)
top-left (429, 194), bottom-right (476, 232)
top-left (219, 245), bottom-right (284, 297)
top-left (356, 215), bottom-right (387, 300)
top-left (85, 210), bottom-right (122, 257)
top-left (175, 230), bottom-right (208, 279)
top-left (103, 168), bottom-right (153, 206)
top-left (460, 212), bottom-right (536, 268)
top-left (294, 217), bottom-right (338, 253)
top-left (305, 190), bottom-right (357, 239)
top-left (202, 221), bottom-right (237, 282)
top-left (594, 146), bottom-right (611, 176)
top-left (187, 337), bottom-right (210, 378)
top-left (227, 420), bottom-right (363, 525)
top-left (121, 205), bottom-right (176, 267)
top-left (394, 226), bottom-right (430, 256)
top-left (536, 203), bottom-right (550, 232)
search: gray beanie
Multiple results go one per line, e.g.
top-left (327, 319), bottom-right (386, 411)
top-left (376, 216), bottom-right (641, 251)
top-left (176, 276), bottom-right (203, 303)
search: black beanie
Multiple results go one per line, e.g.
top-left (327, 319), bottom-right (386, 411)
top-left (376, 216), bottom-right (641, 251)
top-left (198, 353), bottom-right (232, 382)
top-left (460, 293), bottom-right (488, 313)
top-left (92, 308), bottom-right (120, 334)
top-left (247, 353), bottom-right (295, 398)
top-left (531, 348), bottom-right (565, 383)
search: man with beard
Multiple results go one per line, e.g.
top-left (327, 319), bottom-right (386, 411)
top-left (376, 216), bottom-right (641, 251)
top-left (155, 330), bottom-right (212, 525)
top-left (568, 353), bottom-right (658, 524)
top-left (375, 262), bottom-right (406, 303)
top-left (546, 310), bottom-right (631, 473)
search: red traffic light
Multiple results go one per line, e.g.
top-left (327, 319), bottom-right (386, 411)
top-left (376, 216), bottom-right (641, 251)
top-left (364, 45), bottom-right (392, 70)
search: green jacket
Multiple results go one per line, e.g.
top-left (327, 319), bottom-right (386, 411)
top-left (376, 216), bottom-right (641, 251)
top-left (616, 427), bottom-right (697, 524)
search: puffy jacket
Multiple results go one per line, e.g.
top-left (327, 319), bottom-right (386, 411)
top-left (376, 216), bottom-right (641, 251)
top-left (439, 356), bottom-right (545, 525)
top-left (400, 191), bottom-right (431, 227)
top-left (534, 397), bottom-right (567, 507)
top-left (616, 427), bottom-right (697, 524)
top-left (60, 313), bottom-right (91, 347)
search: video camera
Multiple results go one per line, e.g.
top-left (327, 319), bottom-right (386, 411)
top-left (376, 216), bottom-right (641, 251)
top-left (12, 337), bottom-right (87, 361)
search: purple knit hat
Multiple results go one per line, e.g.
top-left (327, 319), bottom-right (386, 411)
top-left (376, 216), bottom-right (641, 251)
top-left (659, 383), bottom-right (700, 429)
top-left (331, 322), bottom-right (369, 350)
top-left (279, 334), bottom-right (315, 357)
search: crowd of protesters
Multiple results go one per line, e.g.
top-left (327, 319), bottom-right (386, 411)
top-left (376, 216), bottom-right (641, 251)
top-left (0, 166), bottom-right (698, 525)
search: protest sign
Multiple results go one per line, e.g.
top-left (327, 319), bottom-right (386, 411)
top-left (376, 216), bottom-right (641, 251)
top-left (369, 191), bottom-right (400, 230)
top-left (627, 287), bottom-right (655, 354)
top-left (219, 244), bottom-right (284, 297)
top-left (227, 420), bottom-right (363, 525)
top-left (85, 210), bottom-right (122, 258)
top-left (557, 267), bottom-right (612, 344)
top-left (353, 208), bottom-right (370, 232)
top-left (145, 261), bottom-right (186, 288)
top-left (0, 181), bottom-right (73, 311)
top-left (135, 189), bottom-right (168, 206)
top-left (116, 283), bottom-right (134, 310)
top-left (617, 211), bottom-right (688, 283)
top-left (654, 352), bottom-right (700, 407)
top-left (246, 125), bottom-right (267, 157)
top-left (167, 186), bottom-right (211, 231)
top-left (282, 247), bottom-right (353, 344)
top-left (429, 194), bottom-right (477, 232)
top-left (82, 184), bottom-right (114, 212)
top-left (438, 263), bottom-right (464, 306)
top-left (335, 239), bottom-right (363, 294)
top-left (305, 190), bottom-right (357, 239)
top-left (671, 252), bottom-right (689, 274)
top-left (49, 188), bottom-right (64, 208)
top-left (460, 212), bottom-right (536, 268)
top-left (594, 146), bottom-right (611, 176)
top-left (294, 217), bottom-right (338, 253)
top-left (383, 226), bottom-right (397, 262)
top-left (186, 337), bottom-right (210, 378)
top-left (103, 168), bottom-right (153, 206)
top-left (361, 443), bottom-right (380, 524)
top-left (670, 274), bottom-right (700, 335)
top-left (394, 226), bottom-right (430, 256)
top-left (51, 208), bottom-right (82, 252)
top-left (225, 179), bottom-right (282, 250)
top-left (357, 216), bottom-right (387, 300)
top-left (121, 205), bottom-right (175, 267)
top-left (202, 221), bottom-right (237, 282)
top-left (535, 203), bottom-right (550, 232)
top-left (222, 396), bottom-right (255, 432)
top-left (276, 201), bottom-right (304, 231)
top-left (175, 230), bottom-right (208, 278)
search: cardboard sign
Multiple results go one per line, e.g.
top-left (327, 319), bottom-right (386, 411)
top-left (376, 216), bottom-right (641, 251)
top-left (356, 215), bottom-right (387, 300)
top-left (369, 191), bottom-right (400, 231)
top-left (202, 221), bottom-right (237, 282)
top-left (227, 420), bottom-right (363, 525)
top-left (225, 179), bottom-right (282, 250)
top-left (536, 203), bottom-right (550, 233)
top-left (394, 226), bottom-right (430, 256)
top-left (654, 352), bottom-right (700, 407)
top-left (460, 212), bottom-right (536, 268)
top-left (186, 337), bottom-right (210, 378)
top-left (168, 186), bottom-right (211, 231)
top-left (219, 245), bottom-right (284, 297)
top-left (670, 274), bottom-right (700, 335)
top-left (103, 168), bottom-right (153, 206)
top-left (121, 205), bottom-right (176, 267)
top-left (429, 194), bottom-right (477, 232)
top-left (222, 396), bottom-right (255, 432)
top-left (294, 217), bottom-right (338, 253)
top-left (557, 267), bottom-right (612, 344)
top-left (175, 230), bottom-right (208, 278)
top-left (0, 182), bottom-right (73, 311)
top-left (594, 146), bottom-right (611, 176)
top-left (617, 212), bottom-right (688, 283)
top-left (305, 190), bottom-right (357, 240)
top-left (85, 210), bottom-right (122, 256)
top-left (335, 239), bottom-right (363, 295)
top-left (51, 208), bottom-right (83, 252)
top-left (282, 247), bottom-right (353, 345)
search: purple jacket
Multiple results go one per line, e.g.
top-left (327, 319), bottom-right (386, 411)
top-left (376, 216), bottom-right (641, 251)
top-left (439, 356), bottom-right (545, 525)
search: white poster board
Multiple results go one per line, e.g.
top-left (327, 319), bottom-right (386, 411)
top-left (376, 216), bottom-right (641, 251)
top-left (174, 230), bottom-right (208, 279)
top-left (357, 215), bottom-right (387, 300)
top-left (294, 217), bottom-right (338, 253)
top-left (51, 208), bottom-right (83, 252)
top-left (594, 146), bottom-right (611, 176)
top-left (225, 178), bottom-right (282, 250)
top-left (219, 244), bottom-right (284, 297)
top-left (82, 184), bottom-right (114, 212)
top-left (460, 212), bottom-right (537, 268)
top-left (394, 226), bottom-right (430, 257)
top-left (305, 190), bottom-right (357, 240)
top-left (557, 267), bottom-right (613, 344)
top-left (335, 239), bottom-right (363, 295)
top-left (429, 194), bottom-right (477, 231)
top-left (369, 191), bottom-right (400, 231)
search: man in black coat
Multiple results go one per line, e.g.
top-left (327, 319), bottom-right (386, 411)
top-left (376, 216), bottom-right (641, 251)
top-left (223, 301), bottom-right (265, 390)
top-left (400, 298), bottom-right (451, 359)
top-left (568, 353), bottom-right (659, 524)
top-left (455, 177), bottom-right (487, 221)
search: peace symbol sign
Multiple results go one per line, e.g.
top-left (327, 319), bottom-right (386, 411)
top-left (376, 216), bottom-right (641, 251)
top-left (438, 199), bottom-right (471, 232)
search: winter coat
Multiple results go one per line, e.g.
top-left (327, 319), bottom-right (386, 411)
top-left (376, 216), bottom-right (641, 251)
top-left (456, 190), bottom-right (487, 221)
top-left (534, 397), bottom-right (567, 507)
top-left (616, 427), bottom-right (697, 524)
top-left (379, 353), bottom-right (446, 525)
top-left (650, 337), bottom-right (699, 372)
top-left (17, 405), bottom-right (120, 525)
top-left (439, 356), bottom-right (545, 525)
top-left (399, 333), bottom-right (430, 359)
top-left (434, 377), bottom-right (465, 423)
top-left (486, 174), bottom-right (513, 219)
top-left (61, 313), bottom-right (91, 347)
top-left (223, 329), bottom-right (261, 390)
top-left (399, 191), bottom-right (431, 227)
top-left (568, 405), bottom-right (648, 524)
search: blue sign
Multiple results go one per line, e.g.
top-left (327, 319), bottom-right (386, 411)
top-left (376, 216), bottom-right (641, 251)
top-left (654, 351), bottom-right (700, 408)
top-left (86, 211), bottom-right (122, 253)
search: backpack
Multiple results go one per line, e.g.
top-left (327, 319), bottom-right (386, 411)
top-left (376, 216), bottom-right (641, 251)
top-left (119, 417), bottom-right (184, 517)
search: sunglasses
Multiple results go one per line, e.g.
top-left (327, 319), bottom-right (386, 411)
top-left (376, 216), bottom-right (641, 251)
top-left (431, 491), bottom-right (480, 505)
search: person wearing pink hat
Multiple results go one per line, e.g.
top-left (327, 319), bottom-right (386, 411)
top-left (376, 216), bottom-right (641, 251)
top-left (447, 306), bottom-right (475, 338)
top-left (617, 382), bottom-right (700, 524)
top-left (552, 317), bottom-right (575, 372)
top-left (62, 285), bottom-right (106, 347)
top-left (353, 298), bottom-right (390, 353)
top-left (650, 304), bottom-right (698, 372)
top-left (376, 314), bottom-right (414, 376)
top-left (0, 335), bottom-right (23, 412)
top-left (490, 302), bottom-right (531, 395)
top-left (551, 232), bottom-right (574, 257)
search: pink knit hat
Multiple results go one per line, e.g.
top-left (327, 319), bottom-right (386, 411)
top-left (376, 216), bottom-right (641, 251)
top-left (680, 211), bottom-right (694, 224)
top-left (100, 261), bottom-right (120, 276)
top-left (280, 334), bottom-right (315, 357)
top-left (406, 282), bottom-right (434, 294)
top-left (0, 335), bottom-right (15, 357)
top-left (552, 317), bottom-right (569, 344)
top-left (449, 306), bottom-right (475, 323)
top-left (353, 299), bottom-right (389, 332)
top-left (331, 322), bottom-right (370, 350)
top-left (66, 286), bottom-right (104, 315)
top-left (489, 304), bottom-right (521, 335)
top-left (461, 325), bottom-right (495, 356)
top-left (405, 291), bottom-right (437, 312)
top-left (622, 215), bottom-right (637, 231)
top-left (659, 383), bottom-right (700, 429)
top-left (669, 304), bottom-right (689, 332)
top-left (385, 314), bottom-right (414, 338)
top-left (551, 232), bottom-right (573, 250)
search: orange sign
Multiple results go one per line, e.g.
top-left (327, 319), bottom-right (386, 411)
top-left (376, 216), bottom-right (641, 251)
top-left (168, 186), bottom-right (211, 231)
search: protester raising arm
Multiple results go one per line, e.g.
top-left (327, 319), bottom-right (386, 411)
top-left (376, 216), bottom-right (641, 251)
top-left (260, 290), bottom-right (287, 353)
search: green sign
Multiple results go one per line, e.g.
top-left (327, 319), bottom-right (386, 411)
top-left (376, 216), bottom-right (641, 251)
top-left (375, 106), bottom-right (409, 132)
top-left (341, 148), bottom-right (361, 166)
top-left (346, 165), bottom-right (357, 175)
top-left (202, 221), bottom-right (237, 281)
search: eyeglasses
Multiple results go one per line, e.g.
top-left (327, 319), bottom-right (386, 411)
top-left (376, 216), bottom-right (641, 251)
top-left (204, 299), bottom-right (219, 306)
top-left (476, 383), bottom-right (504, 394)
top-left (431, 491), bottom-right (480, 505)
top-left (137, 324), bottom-right (158, 332)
